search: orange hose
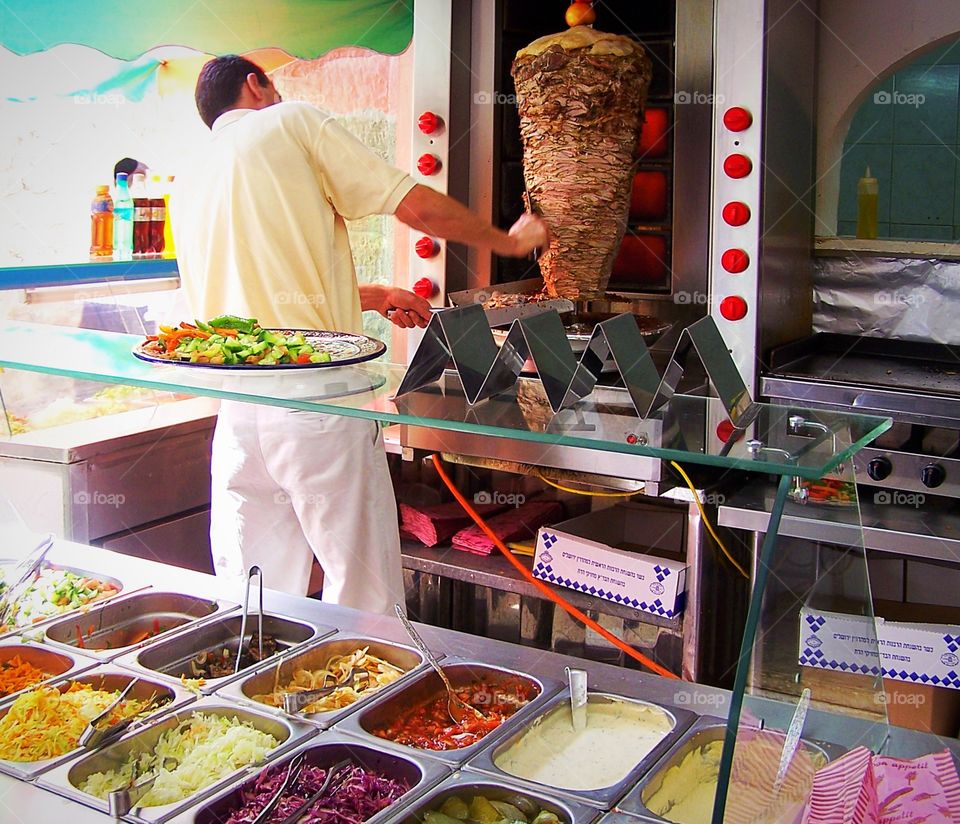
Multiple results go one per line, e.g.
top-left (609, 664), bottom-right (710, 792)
top-left (430, 454), bottom-right (679, 680)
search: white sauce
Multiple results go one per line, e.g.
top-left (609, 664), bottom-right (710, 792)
top-left (494, 696), bottom-right (674, 791)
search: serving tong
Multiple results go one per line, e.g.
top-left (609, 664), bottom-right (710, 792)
top-left (251, 755), bottom-right (352, 824)
top-left (0, 533), bottom-right (55, 626)
top-left (394, 604), bottom-right (485, 726)
top-left (79, 678), bottom-right (162, 750)
top-left (236, 565), bottom-right (264, 675)
top-left (281, 667), bottom-right (371, 714)
top-left (107, 756), bottom-right (180, 818)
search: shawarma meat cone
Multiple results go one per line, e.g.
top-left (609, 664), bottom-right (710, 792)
top-left (512, 26), bottom-right (652, 301)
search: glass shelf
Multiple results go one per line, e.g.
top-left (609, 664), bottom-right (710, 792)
top-left (0, 321), bottom-right (890, 478)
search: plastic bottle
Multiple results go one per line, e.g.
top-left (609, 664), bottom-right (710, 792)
top-left (89, 185), bottom-right (114, 259)
top-left (162, 175), bottom-right (176, 259)
top-left (130, 172), bottom-right (152, 257)
top-left (149, 174), bottom-right (165, 258)
top-left (856, 166), bottom-right (878, 239)
top-left (113, 173), bottom-right (134, 261)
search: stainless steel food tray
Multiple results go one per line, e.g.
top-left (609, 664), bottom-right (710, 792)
top-left (42, 591), bottom-right (237, 662)
top-left (334, 658), bottom-right (563, 768)
top-left (0, 640), bottom-right (99, 706)
top-left (0, 562), bottom-right (131, 641)
top-left (615, 717), bottom-right (844, 822)
top-left (112, 611), bottom-right (332, 693)
top-left (178, 730), bottom-right (450, 824)
top-left (399, 771), bottom-right (602, 824)
top-left (36, 697), bottom-right (316, 824)
top-left (466, 691), bottom-right (696, 810)
top-left (215, 633), bottom-right (427, 728)
top-left (0, 666), bottom-right (195, 780)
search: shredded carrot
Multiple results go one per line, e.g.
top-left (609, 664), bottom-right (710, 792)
top-left (0, 656), bottom-right (53, 697)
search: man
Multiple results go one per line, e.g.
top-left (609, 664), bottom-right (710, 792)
top-left (173, 56), bottom-right (549, 616)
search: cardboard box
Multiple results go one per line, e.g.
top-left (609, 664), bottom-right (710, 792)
top-left (799, 601), bottom-right (960, 735)
top-left (533, 503), bottom-right (687, 619)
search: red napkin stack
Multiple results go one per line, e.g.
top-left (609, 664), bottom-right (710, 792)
top-left (451, 500), bottom-right (564, 556)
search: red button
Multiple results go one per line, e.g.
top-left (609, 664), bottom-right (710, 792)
top-left (721, 248), bottom-right (749, 273)
top-left (722, 201), bottom-right (751, 226)
top-left (415, 236), bottom-right (438, 258)
top-left (418, 111), bottom-right (442, 134)
top-left (719, 295), bottom-right (748, 321)
top-left (723, 107), bottom-right (753, 132)
top-left (626, 433), bottom-right (639, 445)
top-left (723, 154), bottom-right (752, 178)
top-left (413, 277), bottom-right (436, 299)
top-left (417, 153), bottom-right (441, 175)
top-left (716, 420), bottom-right (736, 443)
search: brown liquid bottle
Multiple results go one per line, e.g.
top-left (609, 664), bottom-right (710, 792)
top-left (149, 174), bottom-right (165, 258)
top-left (89, 185), bottom-right (114, 259)
top-left (131, 173), bottom-right (153, 257)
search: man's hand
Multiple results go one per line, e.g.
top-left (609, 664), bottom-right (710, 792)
top-left (360, 285), bottom-right (432, 329)
top-left (507, 212), bottom-right (550, 258)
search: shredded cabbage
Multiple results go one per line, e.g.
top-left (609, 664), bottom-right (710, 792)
top-left (79, 712), bottom-right (279, 806)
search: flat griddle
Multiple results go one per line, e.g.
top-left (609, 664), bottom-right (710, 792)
top-left (767, 334), bottom-right (960, 397)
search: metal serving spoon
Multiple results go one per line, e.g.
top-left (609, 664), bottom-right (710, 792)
top-left (394, 603), bottom-right (484, 726)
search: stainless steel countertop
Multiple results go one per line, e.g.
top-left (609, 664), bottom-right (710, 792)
top-left (2, 538), bottom-right (957, 822)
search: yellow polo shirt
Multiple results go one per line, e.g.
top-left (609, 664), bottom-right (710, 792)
top-left (171, 102), bottom-right (416, 334)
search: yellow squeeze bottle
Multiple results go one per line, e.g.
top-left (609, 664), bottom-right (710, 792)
top-left (856, 166), bottom-right (878, 239)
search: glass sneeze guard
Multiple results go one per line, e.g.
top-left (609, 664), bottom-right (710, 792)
top-left (0, 322), bottom-right (890, 479)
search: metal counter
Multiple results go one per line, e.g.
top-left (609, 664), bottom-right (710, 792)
top-left (1, 538), bottom-right (958, 822)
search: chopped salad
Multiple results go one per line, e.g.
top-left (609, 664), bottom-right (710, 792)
top-left (0, 566), bottom-right (120, 631)
top-left (141, 315), bottom-right (333, 366)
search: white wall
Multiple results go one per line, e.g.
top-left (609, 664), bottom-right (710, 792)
top-left (816, 0), bottom-right (960, 232)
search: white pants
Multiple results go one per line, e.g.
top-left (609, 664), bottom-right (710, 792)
top-left (209, 401), bottom-right (404, 615)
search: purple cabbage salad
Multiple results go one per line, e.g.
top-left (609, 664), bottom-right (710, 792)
top-left (223, 761), bottom-right (410, 824)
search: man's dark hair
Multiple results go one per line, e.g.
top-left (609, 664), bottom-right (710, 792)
top-left (195, 55), bottom-right (269, 129)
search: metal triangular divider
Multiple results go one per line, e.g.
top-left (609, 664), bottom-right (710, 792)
top-left (394, 305), bottom-right (757, 425)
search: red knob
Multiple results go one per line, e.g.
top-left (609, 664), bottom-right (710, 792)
top-left (722, 201), bottom-right (751, 226)
top-left (723, 153), bottom-right (752, 179)
top-left (721, 248), bottom-right (749, 273)
top-left (418, 111), bottom-right (442, 134)
top-left (716, 419), bottom-right (737, 443)
top-left (417, 153), bottom-right (441, 175)
top-left (723, 106), bottom-right (753, 132)
top-left (719, 295), bottom-right (748, 321)
top-left (415, 236), bottom-right (438, 258)
top-left (413, 277), bottom-right (436, 299)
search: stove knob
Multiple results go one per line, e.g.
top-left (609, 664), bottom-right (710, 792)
top-left (866, 457), bottom-right (892, 482)
top-left (415, 236), bottom-right (439, 258)
top-left (723, 107), bottom-right (753, 132)
top-left (719, 295), bottom-right (748, 321)
top-left (723, 154), bottom-right (752, 179)
top-left (417, 153), bottom-right (441, 175)
top-left (722, 201), bottom-right (751, 226)
top-left (418, 111), bottom-right (442, 134)
top-left (413, 277), bottom-right (437, 299)
top-left (920, 463), bottom-right (946, 489)
top-left (721, 248), bottom-right (749, 273)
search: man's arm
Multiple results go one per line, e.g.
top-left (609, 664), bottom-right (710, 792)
top-left (394, 184), bottom-right (549, 258)
top-left (359, 284), bottom-right (432, 328)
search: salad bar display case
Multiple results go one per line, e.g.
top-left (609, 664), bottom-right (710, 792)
top-left (0, 539), bottom-right (953, 823)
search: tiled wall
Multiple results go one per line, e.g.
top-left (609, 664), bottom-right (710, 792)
top-left (838, 39), bottom-right (960, 240)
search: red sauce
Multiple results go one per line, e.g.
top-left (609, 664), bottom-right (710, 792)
top-left (370, 678), bottom-right (537, 751)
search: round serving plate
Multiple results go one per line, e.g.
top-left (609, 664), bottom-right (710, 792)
top-left (133, 329), bottom-right (386, 370)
